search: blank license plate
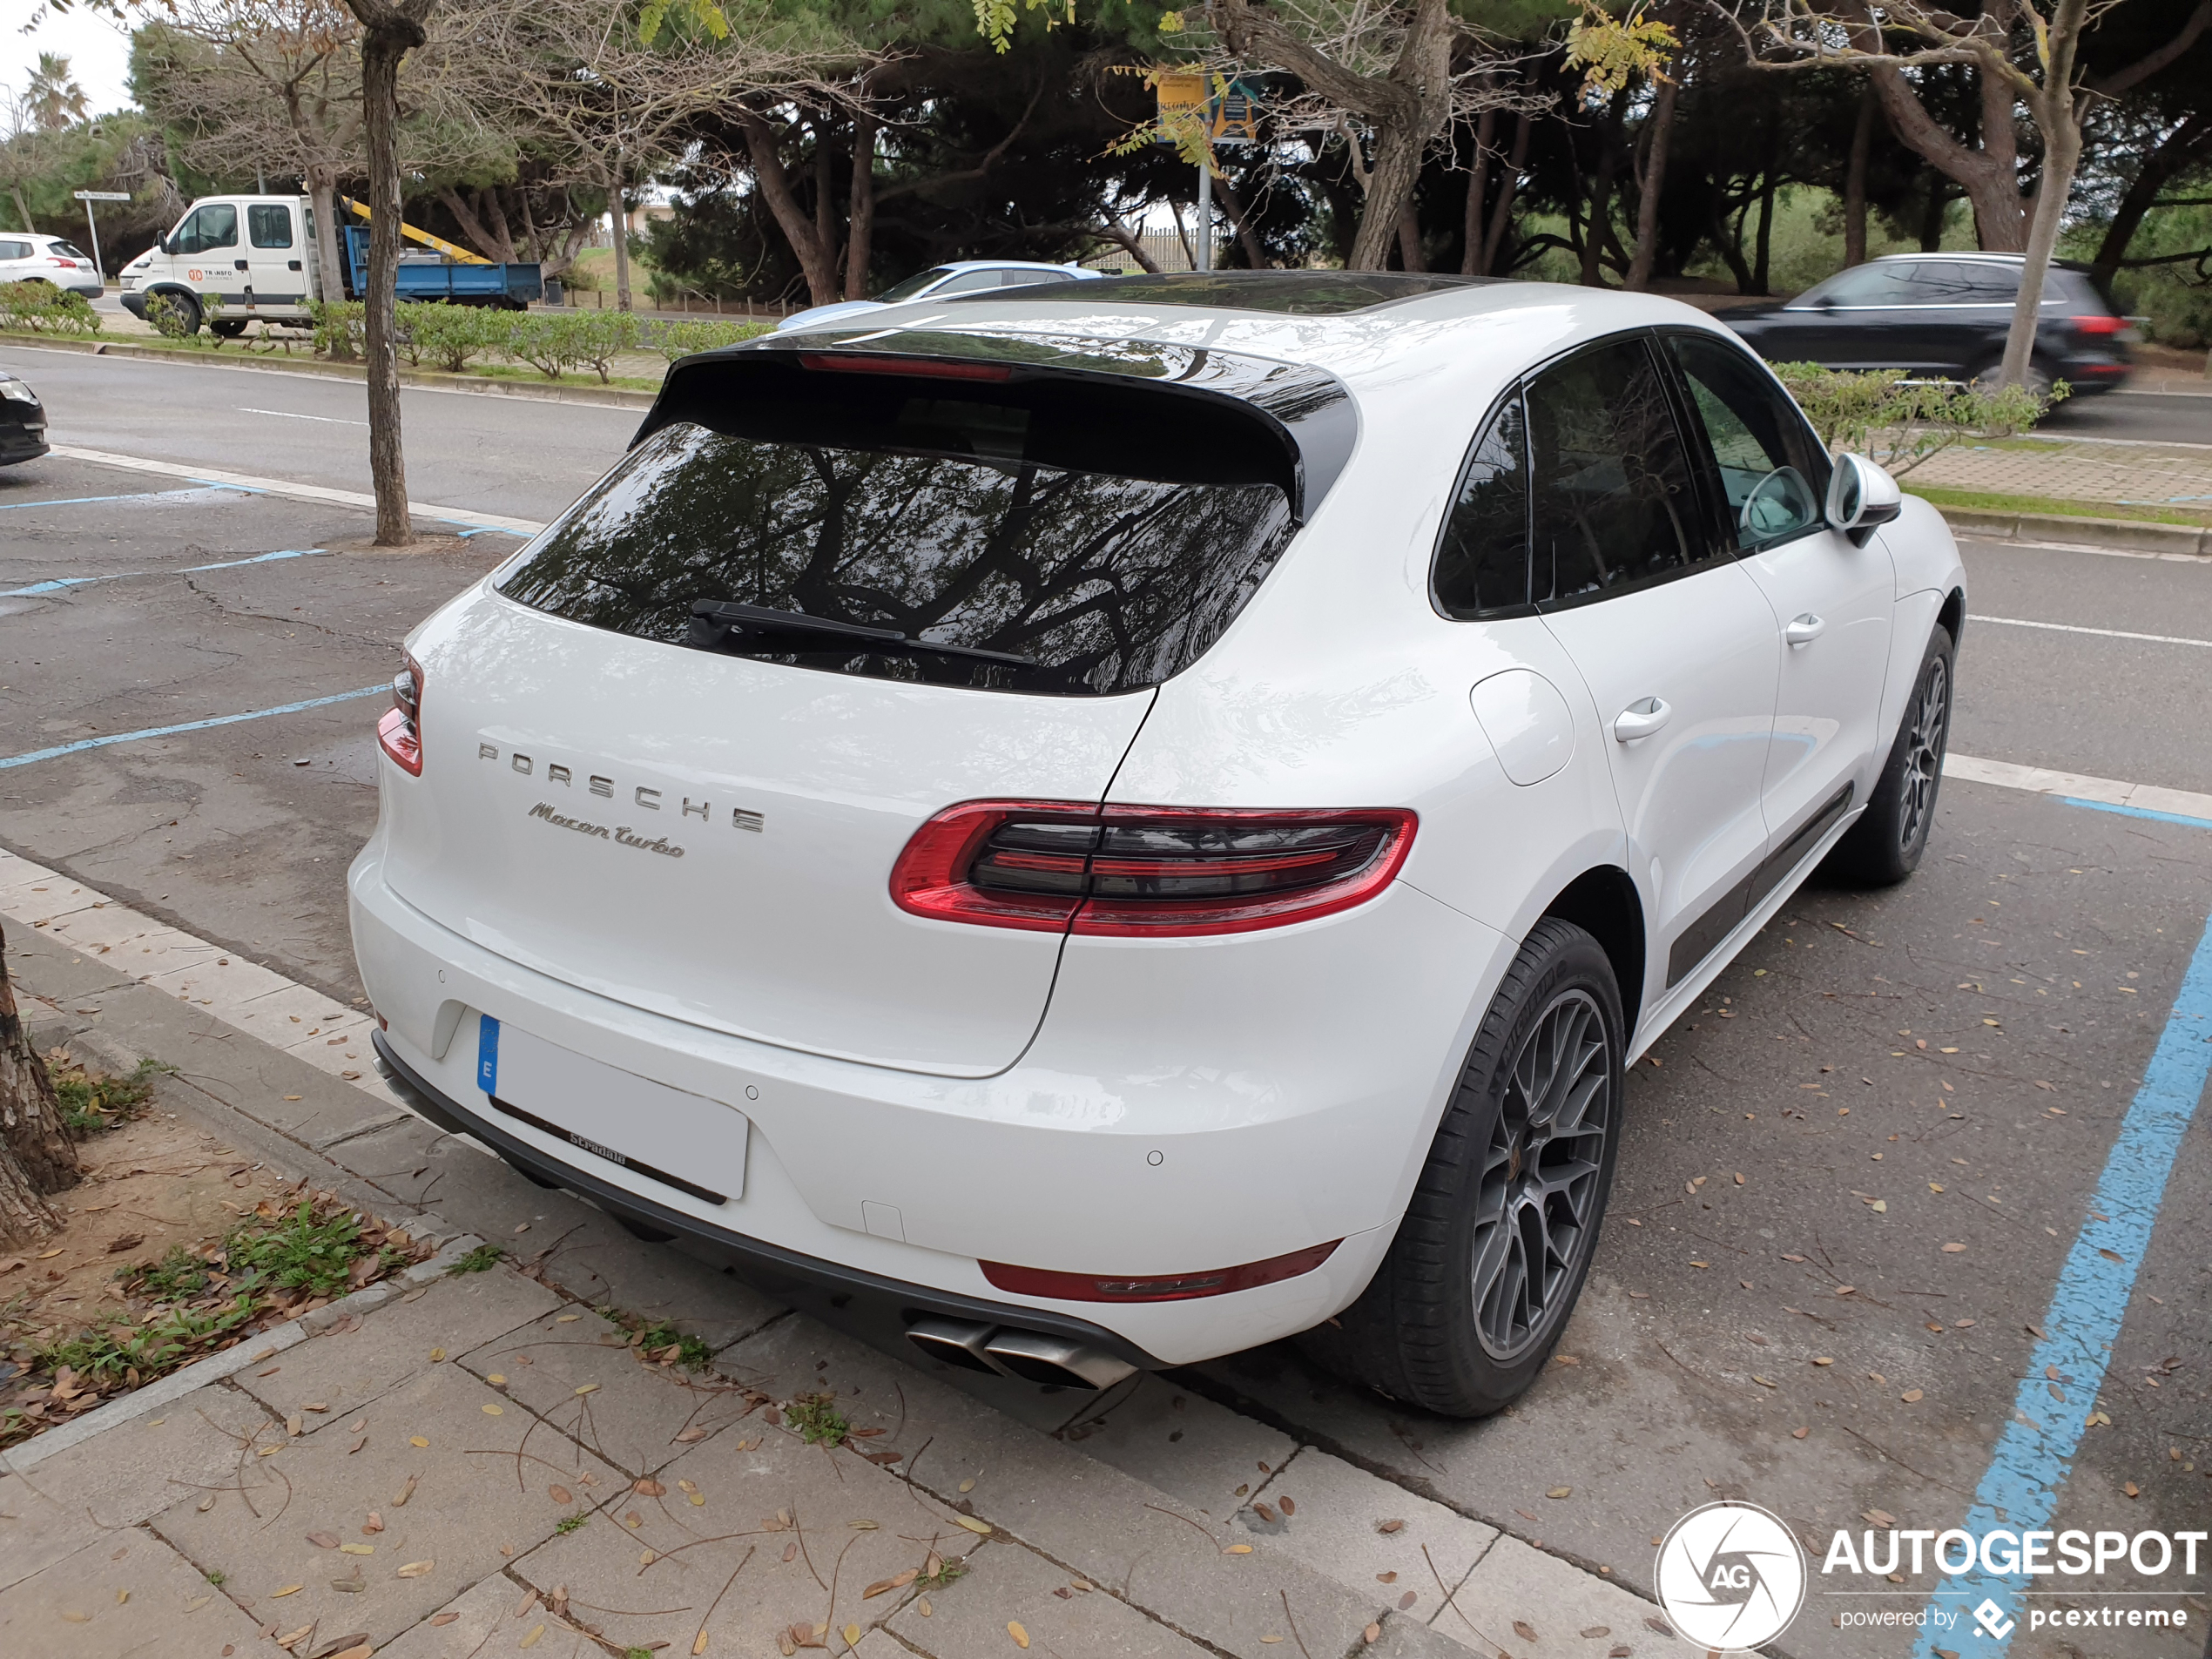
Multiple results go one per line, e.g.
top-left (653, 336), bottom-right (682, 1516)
top-left (475, 1015), bottom-right (745, 1205)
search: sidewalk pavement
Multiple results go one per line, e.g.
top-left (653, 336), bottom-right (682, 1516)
top-left (1910, 435), bottom-right (2212, 516)
top-left (0, 845), bottom-right (1706, 1659)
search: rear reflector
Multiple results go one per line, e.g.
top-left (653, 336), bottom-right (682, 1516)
top-left (799, 353), bottom-right (1013, 382)
top-left (2073, 314), bottom-right (2128, 336)
top-left (891, 801), bottom-right (1415, 936)
top-left (981, 1240), bottom-right (1341, 1302)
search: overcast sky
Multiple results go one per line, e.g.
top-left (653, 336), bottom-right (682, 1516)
top-left (3, 0), bottom-right (138, 118)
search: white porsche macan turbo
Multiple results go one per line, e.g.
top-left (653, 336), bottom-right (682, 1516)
top-left (354, 271), bottom-right (1962, 1417)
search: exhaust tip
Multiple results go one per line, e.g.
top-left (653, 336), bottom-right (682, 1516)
top-left (906, 1318), bottom-right (1000, 1375)
top-left (983, 1330), bottom-right (1136, 1391)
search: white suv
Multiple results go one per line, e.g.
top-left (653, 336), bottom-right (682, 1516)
top-left (354, 272), bottom-right (1962, 1416)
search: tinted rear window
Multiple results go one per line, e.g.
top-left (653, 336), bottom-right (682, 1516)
top-left (496, 362), bottom-right (1301, 697)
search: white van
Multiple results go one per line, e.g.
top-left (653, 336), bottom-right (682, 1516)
top-left (120, 195), bottom-right (320, 336)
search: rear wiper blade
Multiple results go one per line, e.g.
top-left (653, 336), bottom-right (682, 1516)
top-left (688, 600), bottom-right (1039, 669)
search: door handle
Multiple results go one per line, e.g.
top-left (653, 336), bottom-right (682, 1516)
top-left (1613, 697), bottom-right (1672, 743)
top-left (287, 259), bottom-right (302, 271)
top-left (234, 260), bottom-right (249, 271)
top-left (1784, 613), bottom-right (1826, 647)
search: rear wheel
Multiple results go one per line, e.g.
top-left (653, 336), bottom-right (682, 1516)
top-left (1969, 358), bottom-right (2054, 399)
top-left (1299, 919), bottom-right (1623, 1417)
top-left (1824, 624), bottom-right (1953, 887)
top-left (210, 320), bottom-right (248, 339)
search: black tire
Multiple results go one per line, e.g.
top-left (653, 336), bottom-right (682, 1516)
top-left (150, 291), bottom-right (202, 336)
top-left (1298, 918), bottom-right (1624, 1417)
top-left (209, 320), bottom-right (248, 338)
top-left (1968, 357), bottom-right (2055, 399)
top-left (1824, 624), bottom-right (1954, 887)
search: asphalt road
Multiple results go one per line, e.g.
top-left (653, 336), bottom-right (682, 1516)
top-left (3, 354), bottom-right (2207, 1656)
top-left (2041, 391), bottom-right (2212, 445)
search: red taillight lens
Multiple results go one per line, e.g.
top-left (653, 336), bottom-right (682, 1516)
top-left (981, 1240), bottom-right (1341, 1302)
top-left (378, 653), bottom-right (423, 775)
top-left (2074, 314), bottom-right (2128, 336)
top-left (890, 801), bottom-right (1416, 936)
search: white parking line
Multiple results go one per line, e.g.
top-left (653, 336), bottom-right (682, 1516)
top-left (1973, 614), bottom-right (2212, 650)
top-left (1944, 752), bottom-right (2212, 823)
top-left (238, 406), bottom-right (369, 427)
top-left (46, 444), bottom-right (546, 538)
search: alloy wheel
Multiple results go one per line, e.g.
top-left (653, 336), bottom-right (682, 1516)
top-left (1469, 988), bottom-right (1611, 1361)
top-left (1900, 656), bottom-right (1949, 853)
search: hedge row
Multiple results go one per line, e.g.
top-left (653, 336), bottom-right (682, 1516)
top-left (308, 301), bottom-right (771, 381)
top-left (0, 281), bottom-right (101, 336)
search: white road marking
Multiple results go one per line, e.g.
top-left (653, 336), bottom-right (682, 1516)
top-left (1972, 613), bottom-right (2212, 650)
top-left (46, 444), bottom-right (547, 537)
top-left (1945, 752), bottom-right (2212, 824)
top-left (239, 405), bottom-right (369, 427)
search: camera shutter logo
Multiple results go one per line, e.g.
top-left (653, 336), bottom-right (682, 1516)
top-left (1655, 1501), bottom-right (1806, 1649)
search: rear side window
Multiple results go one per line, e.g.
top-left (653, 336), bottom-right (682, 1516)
top-left (497, 362), bottom-right (1301, 696)
top-left (1916, 262), bottom-right (2019, 303)
top-left (1527, 337), bottom-right (1707, 603)
top-left (0, 240), bottom-right (29, 260)
top-left (1433, 395), bottom-right (1529, 617)
top-left (1799, 264), bottom-right (1922, 307)
top-left (248, 205), bottom-right (293, 249)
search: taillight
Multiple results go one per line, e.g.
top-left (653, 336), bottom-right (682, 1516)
top-left (377, 653), bottom-right (423, 775)
top-left (890, 801), bottom-right (1416, 936)
top-left (2074, 314), bottom-right (2128, 336)
top-left (981, 1240), bottom-right (1341, 1302)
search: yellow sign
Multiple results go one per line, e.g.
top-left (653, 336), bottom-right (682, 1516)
top-left (1154, 72), bottom-right (1209, 113)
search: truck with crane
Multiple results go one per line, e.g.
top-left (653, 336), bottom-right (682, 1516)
top-left (119, 195), bottom-right (543, 336)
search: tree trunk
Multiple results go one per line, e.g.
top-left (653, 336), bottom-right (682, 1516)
top-left (9, 185), bottom-right (33, 236)
top-left (1626, 71), bottom-right (1680, 292)
top-left (2091, 109), bottom-right (2212, 286)
top-left (845, 113), bottom-right (878, 302)
top-left (1098, 208), bottom-right (1163, 273)
top-left (737, 107), bottom-right (841, 306)
top-left (344, 0), bottom-right (431, 549)
top-left (1350, 118), bottom-right (1426, 272)
top-left (0, 925), bottom-right (76, 1243)
top-left (1214, 175), bottom-right (1271, 269)
top-left (1481, 111), bottom-right (1533, 274)
top-left (1580, 107), bottom-right (1622, 288)
top-left (1751, 111), bottom-right (1778, 295)
top-left (307, 174), bottom-right (351, 308)
top-left (2000, 0), bottom-right (2091, 388)
top-left (1919, 179), bottom-right (1947, 251)
top-left (1460, 106), bottom-right (1495, 277)
top-left (1396, 202), bottom-right (1425, 271)
top-left (609, 156), bottom-right (635, 314)
top-left (1844, 85), bottom-right (1875, 268)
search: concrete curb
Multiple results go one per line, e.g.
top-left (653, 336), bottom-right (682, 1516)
top-left (0, 1226), bottom-right (482, 1471)
top-left (1933, 503), bottom-right (2210, 557)
top-left (0, 329), bottom-right (661, 410)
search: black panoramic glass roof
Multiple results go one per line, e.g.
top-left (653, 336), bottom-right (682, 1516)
top-left (961, 270), bottom-right (1501, 315)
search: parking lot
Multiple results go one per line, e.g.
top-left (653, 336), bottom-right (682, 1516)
top-left (3, 343), bottom-right (2209, 1657)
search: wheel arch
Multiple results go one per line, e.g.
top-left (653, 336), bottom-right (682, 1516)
top-left (1537, 865), bottom-right (1646, 1032)
top-left (1937, 584), bottom-right (1965, 650)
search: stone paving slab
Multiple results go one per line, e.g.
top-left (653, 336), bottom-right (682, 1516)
top-left (1441, 1535), bottom-right (1703, 1659)
top-left (722, 1313), bottom-right (1418, 1659)
top-left (152, 1359), bottom-right (623, 1649)
top-left (1242, 1445), bottom-right (1499, 1630)
top-left (456, 1306), bottom-right (765, 1480)
top-left (511, 1409), bottom-right (973, 1657)
top-left (0, 1526), bottom-right (269, 1658)
top-left (235, 1268), bottom-right (562, 1434)
top-left (370, 1571), bottom-right (529, 1659)
top-left (886, 1528), bottom-right (1216, 1658)
top-left (0, 1383), bottom-right (275, 1593)
top-left (1056, 1371), bottom-right (1296, 1517)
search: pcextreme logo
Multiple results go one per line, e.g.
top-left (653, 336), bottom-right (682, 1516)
top-left (1655, 1502), bottom-right (1808, 1649)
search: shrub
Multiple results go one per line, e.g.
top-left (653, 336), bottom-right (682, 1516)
top-left (0, 280), bottom-right (102, 336)
top-left (502, 309), bottom-right (588, 380)
top-left (396, 300), bottom-right (510, 373)
top-left (1770, 362), bottom-right (2060, 477)
top-left (568, 308), bottom-right (639, 382)
top-left (646, 317), bottom-right (772, 364)
top-left (309, 299), bottom-right (365, 359)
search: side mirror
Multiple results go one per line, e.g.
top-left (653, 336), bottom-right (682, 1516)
top-left (1825, 453), bottom-right (1903, 546)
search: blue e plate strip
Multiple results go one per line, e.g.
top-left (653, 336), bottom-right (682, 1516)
top-left (2057, 795), bottom-right (2212, 834)
top-left (477, 1015), bottom-right (499, 1096)
top-left (0, 685), bottom-right (387, 770)
top-left (1909, 903), bottom-right (2212, 1655)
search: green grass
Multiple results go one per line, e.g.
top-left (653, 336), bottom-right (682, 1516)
top-left (555, 1514), bottom-right (588, 1534)
top-left (785, 1392), bottom-right (850, 1447)
top-left (447, 1244), bottom-right (505, 1275)
top-left (1905, 483), bottom-right (2211, 529)
top-left (118, 1245), bottom-right (212, 1299)
top-left (36, 1298), bottom-right (259, 1386)
top-left (636, 1322), bottom-right (711, 1372)
top-left (50, 1056), bottom-right (170, 1135)
top-left (225, 1201), bottom-right (401, 1298)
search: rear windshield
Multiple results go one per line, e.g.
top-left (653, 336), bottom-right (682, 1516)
top-left (496, 361), bottom-right (1300, 697)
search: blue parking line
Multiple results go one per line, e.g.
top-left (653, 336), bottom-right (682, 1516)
top-left (2059, 795), bottom-right (2212, 833)
top-left (3, 547), bottom-right (327, 598)
top-left (1909, 899), bottom-right (2212, 1655)
top-left (0, 483), bottom-right (254, 511)
top-left (0, 685), bottom-right (388, 770)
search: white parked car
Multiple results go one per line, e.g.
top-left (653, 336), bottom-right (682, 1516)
top-left (0, 233), bottom-right (102, 298)
top-left (775, 259), bottom-right (1102, 333)
top-left (354, 271), bottom-right (1961, 1415)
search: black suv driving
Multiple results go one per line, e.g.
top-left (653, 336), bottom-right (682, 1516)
top-left (1717, 253), bottom-right (2131, 395)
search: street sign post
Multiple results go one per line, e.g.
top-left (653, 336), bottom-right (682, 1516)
top-left (72, 190), bottom-right (130, 284)
top-left (1153, 78), bottom-right (1262, 273)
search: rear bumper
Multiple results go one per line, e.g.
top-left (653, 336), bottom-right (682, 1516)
top-left (349, 823), bottom-right (1507, 1366)
top-left (370, 1029), bottom-right (1169, 1371)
